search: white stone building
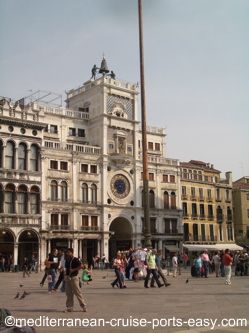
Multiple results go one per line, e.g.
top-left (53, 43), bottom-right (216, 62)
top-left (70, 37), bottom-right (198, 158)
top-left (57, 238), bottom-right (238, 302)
top-left (0, 66), bottom-right (183, 268)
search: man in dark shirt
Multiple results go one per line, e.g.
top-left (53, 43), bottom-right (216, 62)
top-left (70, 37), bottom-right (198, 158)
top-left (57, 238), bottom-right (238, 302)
top-left (64, 248), bottom-right (87, 312)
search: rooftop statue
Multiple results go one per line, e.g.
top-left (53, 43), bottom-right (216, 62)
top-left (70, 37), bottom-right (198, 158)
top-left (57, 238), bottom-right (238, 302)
top-left (90, 57), bottom-right (116, 81)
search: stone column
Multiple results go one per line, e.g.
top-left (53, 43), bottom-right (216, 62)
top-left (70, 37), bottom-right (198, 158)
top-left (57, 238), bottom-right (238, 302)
top-left (158, 240), bottom-right (163, 253)
top-left (103, 234), bottom-right (109, 261)
top-left (27, 192), bottom-right (31, 215)
top-left (2, 145), bottom-right (6, 169)
top-left (14, 190), bottom-right (18, 214)
top-left (15, 147), bottom-right (18, 170)
top-left (58, 214), bottom-right (61, 229)
top-left (47, 239), bottom-right (51, 254)
top-left (97, 239), bottom-right (101, 256)
top-left (40, 238), bottom-right (47, 270)
top-left (13, 243), bottom-right (18, 266)
top-left (73, 239), bottom-right (78, 256)
top-left (26, 149), bottom-right (30, 171)
top-left (78, 240), bottom-right (82, 259)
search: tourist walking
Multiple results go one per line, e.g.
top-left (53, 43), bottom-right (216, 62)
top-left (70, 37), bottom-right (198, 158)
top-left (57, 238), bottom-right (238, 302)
top-left (223, 249), bottom-right (233, 285)
top-left (64, 248), bottom-right (87, 312)
top-left (111, 252), bottom-right (124, 288)
top-left (53, 250), bottom-right (66, 292)
top-left (212, 252), bottom-right (221, 277)
top-left (46, 248), bottom-right (59, 293)
top-left (201, 250), bottom-right (210, 278)
top-left (22, 257), bottom-right (30, 278)
top-left (172, 253), bottom-right (178, 278)
top-left (144, 249), bottom-right (163, 288)
top-left (151, 250), bottom-right (170, 287)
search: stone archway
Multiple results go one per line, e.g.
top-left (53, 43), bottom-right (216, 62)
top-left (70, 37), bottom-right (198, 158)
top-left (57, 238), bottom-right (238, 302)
top-left (109, 217), bottom-right (133, 261)
top-left (18, 230), bottom-right (39, 266)
top-left (0, 229), bottom-right (14, 271)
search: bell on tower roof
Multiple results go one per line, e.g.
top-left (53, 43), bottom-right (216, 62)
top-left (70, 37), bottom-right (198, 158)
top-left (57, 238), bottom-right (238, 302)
top-left (99, 56), bottom-right (109, 76)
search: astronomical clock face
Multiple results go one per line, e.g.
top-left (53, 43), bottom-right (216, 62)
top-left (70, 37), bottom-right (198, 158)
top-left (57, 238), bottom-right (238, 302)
top-left (110, 174), bottom-right (130, 199)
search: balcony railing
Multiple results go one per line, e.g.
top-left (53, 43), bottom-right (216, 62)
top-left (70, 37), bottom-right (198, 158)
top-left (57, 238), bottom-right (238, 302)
top-left (191, 214), bottom-right (198, 220)
top-left (200, 214), bottom-right (206, 220)
top-left (50, 225), bottom-right (72, 231)
top-left (33, 102), bottom-right (89, 120)
top-left (81, 226), bottom-right (99, 231)
top-left (208, 215), bottom-right (214, 221)
top-left (185, 236), bottom-right (218, 242)
top-left (165, 230), bottom-right (179, 235)
top-left (43, 141), bottom-right (101, 155)
top-left (0, 216), bottom-right (41, 227)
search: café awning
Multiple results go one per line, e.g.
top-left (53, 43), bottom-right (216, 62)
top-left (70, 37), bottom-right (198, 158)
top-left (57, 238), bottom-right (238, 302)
top-left (182, 243), bottom-right (243, 252)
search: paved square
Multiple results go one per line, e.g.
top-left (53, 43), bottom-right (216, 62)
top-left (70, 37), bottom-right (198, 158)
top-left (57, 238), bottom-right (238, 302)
top-left (0, 269), bottom-right (248, 333)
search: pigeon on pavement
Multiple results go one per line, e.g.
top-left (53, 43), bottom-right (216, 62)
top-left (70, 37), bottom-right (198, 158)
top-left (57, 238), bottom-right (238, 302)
top-left (14, 292), bottom-right (20, 299)
top-left (20, 291), bottom-right (30, 299)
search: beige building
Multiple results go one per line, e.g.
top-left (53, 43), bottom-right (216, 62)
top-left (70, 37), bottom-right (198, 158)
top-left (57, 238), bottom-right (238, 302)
top-left (233, 176), bottom-right (249, 244)
top-left (180, 160), bottom-right (234, 249)
top-left (0, 59), bottom-right (183, 268)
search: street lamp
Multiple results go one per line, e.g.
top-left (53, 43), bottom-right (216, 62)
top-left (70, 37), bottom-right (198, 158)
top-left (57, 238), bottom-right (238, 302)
top-left (138, 0), bottom-right (151, 247)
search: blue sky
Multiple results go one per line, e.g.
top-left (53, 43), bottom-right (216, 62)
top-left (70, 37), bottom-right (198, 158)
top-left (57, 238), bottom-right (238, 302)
top-left (0, 0), bottom-right (248, 180)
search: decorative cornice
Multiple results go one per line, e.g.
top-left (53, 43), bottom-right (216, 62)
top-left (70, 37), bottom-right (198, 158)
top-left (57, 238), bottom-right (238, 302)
top-left (0, 116), bottom-right (47, 130)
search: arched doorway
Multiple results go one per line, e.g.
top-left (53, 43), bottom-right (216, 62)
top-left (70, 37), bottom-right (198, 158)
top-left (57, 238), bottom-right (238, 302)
top-left (109, 217), bottom-right (132, 261)
top-left (18, 230), bottom-right (39, 266)
top-left (0, 229), bottom-right (14, 271)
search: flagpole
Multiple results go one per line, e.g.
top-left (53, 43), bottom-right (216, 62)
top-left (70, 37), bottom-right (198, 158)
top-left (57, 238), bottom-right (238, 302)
top-left (138, 0), bottom-right (151, 247)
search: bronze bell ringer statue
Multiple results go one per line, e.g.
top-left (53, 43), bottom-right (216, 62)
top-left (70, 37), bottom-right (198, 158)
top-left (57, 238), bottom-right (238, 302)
top-left (91, 56), bottom-right (116, 80)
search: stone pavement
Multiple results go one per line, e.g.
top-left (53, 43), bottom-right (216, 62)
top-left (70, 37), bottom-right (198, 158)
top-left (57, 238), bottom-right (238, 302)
top-left (0, 269), bottom-right (248, 333)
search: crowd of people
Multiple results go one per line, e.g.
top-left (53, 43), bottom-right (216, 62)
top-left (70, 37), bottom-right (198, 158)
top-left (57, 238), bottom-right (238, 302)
top-left (0, 253), bottom-right (38, 273)
top-left (191, 249), bottom-right (249, 285)
top-left (0, 253), bottom-right (14, 272)
top-left (1, 246), bottom-right (248, 313)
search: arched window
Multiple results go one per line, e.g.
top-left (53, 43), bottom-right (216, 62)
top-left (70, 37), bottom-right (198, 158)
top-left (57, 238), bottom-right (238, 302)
top-left (227, 207), bottom-right (232, 223)
top-left (51, 180), bottom-right (58, 201)
top-left (217, 206), bottom-right (223, 223)
top-left (30, 186), bottom-right (40, 214)
top-left (17, 185), bottom-right (28, 214)
top-left (30, 144), bottom-right (39, 171)
top-left (164, 191), bottom-right (169, 209)
top-left (18, 143), bottom-right (27, 170)
top-left (5, 184), bottom-right (15, 213)
top-left (6, 141), bottom-right (15, 169)
top-left (82, 183), bottom-right (88, 203)
top-left (171, 192), bottom-right (176, 209)
top-left (61, 181), bottom-right (68, 202)
top-left (149, 190), bottom-right (155, 208)
top-left (91, 184), bottom-right (97, 204)
top-left (0, 140), bottom-right (3, 168)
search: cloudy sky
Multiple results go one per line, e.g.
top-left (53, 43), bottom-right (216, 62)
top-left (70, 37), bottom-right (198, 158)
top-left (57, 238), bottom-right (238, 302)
top-left (0, 0), bottom-right (248, 180)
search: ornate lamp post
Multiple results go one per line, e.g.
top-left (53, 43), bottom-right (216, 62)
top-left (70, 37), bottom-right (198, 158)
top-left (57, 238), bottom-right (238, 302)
top-left (138, 0), bottom-right (151, 247)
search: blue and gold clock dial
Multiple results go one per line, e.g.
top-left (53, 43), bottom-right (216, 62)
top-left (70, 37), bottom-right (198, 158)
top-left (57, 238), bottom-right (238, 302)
top-left (111, 174), bottom-right (130, 199)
